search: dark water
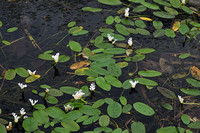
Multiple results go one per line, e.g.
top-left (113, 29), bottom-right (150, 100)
top-left (0, 0), bottom-right (200, 132)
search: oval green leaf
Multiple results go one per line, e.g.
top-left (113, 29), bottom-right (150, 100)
top-left (96, 77), bottom-right (111, 91)
top-left (133, 102), bottom-right (155, 116)
top-left (138, 70), bottom-right (162, 77)
top-left (5, 69), bottom-right (16, 80)
top-left (99, 115), bottom-right (110, 127)
top-left (22, 117), bottom-right (38, 132)
top-left (107, 102), bottom-right (122, 118)
top-left (98, 0), bottom-right (122, 5)
top-left (134, 78), bottom-right (158, 86)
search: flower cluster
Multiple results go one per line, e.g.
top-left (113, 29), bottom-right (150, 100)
top-left (12, 108), bottom-right (27, 123)
top-left (27, 69), bottom-right (36, 75)
top-left (64, 104), bottom-right (74, 112)
top-left (52, 53), bottom-right (60, 63)
top-left (124, 8), bottom-right (130, 18)
top-left (72, 89), bottom-right (85, 100)
top-left (107, 34), bottom-right (117, 44)
top-left (29, 99), bottom-right (38, 106)
top-left (129, 80), bottom-right (139, 88)
top-left (89, 82), bottom-right (95, 91)
top-left (18, 83), bottom-right (27, 90)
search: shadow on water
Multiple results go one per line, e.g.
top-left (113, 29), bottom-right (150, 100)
top-left (0, 0), bottom-right (200, 132)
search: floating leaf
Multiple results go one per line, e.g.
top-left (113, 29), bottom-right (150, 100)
top-left (170, 0), bottom-right (181, 8)
top-left (153, 0), bottom-right (171, 6)
top-left (84, 69), bottom-right (98, 77)
top-left (153, 29), bottom-right (165, 38)
top-left (60, 86), bottom-right (79, 95)
top-left (15, 67), bottom-right (29, 78)
top-left (2, 40), bottom-right (11, 45)
top-left (65, 110), bottom-right (83, 121)
top-left (115, 24), bottom-right (130, 36)
top-left (90, 66), bottom-right (110, 75)
top-left (180, 88), bottom-right (200, 96)
top-left (82, 7), bottom-right (102, 12)
top-left (96, 77), bottom-right (111, 91)
top-left (121, 19), bottom-right (135, 26)
top-left (179, 53), bottom-right (190, 59)
top-left (165, 29), bottom-right (176, 38)
top-left (172, 21), bottom-right (181, 31)
top-left (79, 105), bottom-right (101, 116)
top-left (157, 87), bottom-right (176, 99)
top-left (153, 11), bottom-right (175, 19)
top-left (22, 117), bottom-right (38, 132)
top-left (133, 102), bottom-right (155, 116)
top-left (54, 127), bottom-right (70, 133)
top-left (122, 79), bottom-right (132, 89)
top-left (132, 5), bottom-right (147, 12)
top-left (68, 26), bottom-right (83, 34)
top-left (117, 62), bottom-right (128, 68)
top-left (48, 89), bottom-right (63, 97)
top-left (172, 72), bottom-right (187, 79)
top-left (33, 110), bottom-right (49, 124)
top-left (179, 24), bottom-right (190, 35)
top-left (190, 66), bottom-right (200, 80)
top-left (72, 30), bottom-right (88, 36)
top-left (67, 21), bottom-right (76, 28)
top-left (25, 75), bottom-right (40, 83)
top-left (83, 116), bottom-right (99, 125)
top-left (106, 16), bottom-right (114, 25)
top-left (153, 20), bottom-right (163, 30)
top-left (119, 96), bottom-right (127, 105)
top-left (5, 69), bottom-right (16, 80)
top-left (135, 78), bottom-right (158, 86)
top-left (161, 103), bottom-right (173, 110)
top-left (107, 63), bottom-right (122, 77)
top-left (132, 54), bottom-right (146, 62)
top-left (46, 95), bottom-right (58, 104)
top-left (46, 107), bottom-right (66, 120)
top-left (181, 114), bottom-right (190, 125)
top-left (164, 6), bottom-right (178, 15)
top-left (156, 126), bottom-right (178, 133)
top-left (123, 104), bottom-right (132, 113)
top-left (141, 1), bottom-right (160, 10)
top-left (104, 48), bottom-right (126, 54)
top-left (99, 115), bottom-right (110, 127)
top-left (188, 121), bottom-right (200, 129)
top-left (114, 16), bottom-right (121, 23)
top-left (186, 78), bottom-right (200, 87)
top-left (59, 55), bottom-right (70, 62)
top-left (105, 75), bottom-right (122, 88)
top-left (0, 124), bottom-right (6, 133)
top-left (38, 53), bottom-right (53, 60)
top-left (136, 28), bottom-right (150, 35)
top-left (76, 115), bottom-right (89, 123)
top-left (0, 21), bottom-right (2, 27)
top-left (99, 28), bottom-right (114, 33)
top-left (92, 99), bottom-right (105, 108)
top-left (61, 120), bottom-right (80, 131)
top-left (181, 6), bottom-right (193, 14)
top-left (131, 121), bottom-right (146, 133)
top-left (107, 102), bottom-right (122, 118)
top-left (135, 48), bottom-right (155, 54)
top-left (98, 0), bottom-right (122, 5)
top-left (70, 61), bottom-right (90, 70)
top-left (138, 70), bottom-right (162, 77)
top-left (7, 27), bottom-right (18, 32)
top-left (68, 41), bottom-right (82, 52)
top-left (135, 20), bottom-right (146, 28)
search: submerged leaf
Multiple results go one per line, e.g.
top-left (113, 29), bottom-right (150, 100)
top-left (157, 87), bottom-right (176, 99)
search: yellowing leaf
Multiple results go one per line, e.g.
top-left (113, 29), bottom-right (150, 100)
top-left (139, 17), bottom-right (152, 21)
top-left (25, 75), bottom-right (40, 83)
top-left (70, 61), bottom-right (90, 70)
top-left (172, 72), bottom-right (187, 79)
top-left (172, 21), bottom-right (181, 31)
top-left (190, 66), bottom-right (200, 80)
top-left (74, 67), bottom-right (89, 75)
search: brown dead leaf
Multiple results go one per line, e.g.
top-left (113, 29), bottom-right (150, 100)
top-left (190, 66), bottom-right (200, 80)
top-left (70, 61), bottom-right (90, 70)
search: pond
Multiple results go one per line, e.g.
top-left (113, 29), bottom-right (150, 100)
top-left (0, 0), bottom-right (200, 133)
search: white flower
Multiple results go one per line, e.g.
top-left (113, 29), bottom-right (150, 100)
top-left (27, 69), bottom-right (36, 75)
top-left (45, 88), bottom-right (49, 93)
top-left (181, 0), bottom-right (185, 5)
top-left (29, 99), bottom-right (38, 106)
top-left (178, 95), bottom-right (184, 104)
top-left (23, 116), bottom-right (28, 119)
top-left (18, 83), bottom-right (27, 89)
top-left (52, 53), bottom-right (60, 63)
top-left (6, 122), bottom-right (12, 131)
top-left (129, 80), bottom-right (139, 88)
top-left (72, 89), bottom-right (85, 100)
top-left (112, 39), bottom-right (117, 44)
top-left (125, 8), bottom-right (130, 18)
top-left (12, 113), bottom-right (20, 123)
top-left (89, 82), bottom-right (95, 91)
top-left (128, 37), bottom-right (133, 46)
top-left (20, 108), bottom-right (26, 115)
top-left (64, 104), bottom-right (74, 112)
top-left (107, 34), bottom-right (114, 42)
